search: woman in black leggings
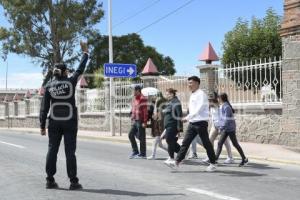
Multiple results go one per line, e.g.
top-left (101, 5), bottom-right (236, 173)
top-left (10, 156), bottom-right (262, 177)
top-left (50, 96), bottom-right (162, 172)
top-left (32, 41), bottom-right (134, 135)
top-left (162, 88), bottom-right (183, 163)
top-left (216, 93), bottom-right (248, 167)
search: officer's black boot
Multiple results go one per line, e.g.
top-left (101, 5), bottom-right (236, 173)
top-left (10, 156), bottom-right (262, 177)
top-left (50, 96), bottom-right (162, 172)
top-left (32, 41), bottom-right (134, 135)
top-left (69, 177), bottom-right (82, 190)
top-left (46, 177), bottom-right (58, 189)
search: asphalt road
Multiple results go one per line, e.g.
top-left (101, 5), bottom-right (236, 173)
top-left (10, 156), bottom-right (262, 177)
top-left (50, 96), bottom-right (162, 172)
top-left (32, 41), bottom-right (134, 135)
top-left (0, 131), bottom-right (300, 200)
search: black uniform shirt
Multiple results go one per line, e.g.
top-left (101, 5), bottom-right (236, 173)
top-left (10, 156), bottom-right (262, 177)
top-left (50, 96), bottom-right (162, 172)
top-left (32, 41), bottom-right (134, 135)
top-left (39, 53), bottom-right (88, 129)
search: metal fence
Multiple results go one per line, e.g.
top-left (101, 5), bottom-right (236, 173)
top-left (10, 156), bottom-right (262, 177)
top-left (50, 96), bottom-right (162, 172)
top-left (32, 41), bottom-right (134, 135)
top-left (8, 103), bottom-right (14, 116)
top-left (114, 79), bottom-right (140, 112)
top-left (155, 77), bottom-right (189, 110)
top-left (78, 77), bottom-right (190, 113)
top-left (18, 101), bottom-right (26, 116)
top-left (77, 61), bottom-right (283, 113)
top-left (0, 104), bottom-right (5, 118)
top-left (216, 58), bottom-right (282, 104)
top-left (85, 89), bottom-right (106, 113)
top-left (29, 98), bottom-right (41, 116)
top-left (0, 60), bottom-right (283, 120)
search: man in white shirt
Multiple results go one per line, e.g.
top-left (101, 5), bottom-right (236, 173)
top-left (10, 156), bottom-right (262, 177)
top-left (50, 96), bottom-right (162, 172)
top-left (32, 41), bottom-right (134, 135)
top-left (164, 76), bottom-right (217, 172)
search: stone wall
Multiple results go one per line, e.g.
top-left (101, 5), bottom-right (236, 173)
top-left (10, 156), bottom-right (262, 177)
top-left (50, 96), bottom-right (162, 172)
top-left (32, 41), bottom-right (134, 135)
top-left (235, 109), bottom-right (283, 144)
top-left (280, 36), bottom-right (300, 147)
top-left (0, 116), bottom-right (40, 128)
top-left (0, 107), bottom-right (290, 146)
top-left (280, 0), bottom-right (300, 36)
top-left (278, 0), bottom-right (300, 147)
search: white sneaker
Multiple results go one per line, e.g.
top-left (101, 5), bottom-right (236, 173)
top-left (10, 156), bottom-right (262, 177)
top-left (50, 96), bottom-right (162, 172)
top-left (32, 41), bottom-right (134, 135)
top-left (224, 157), bottom-right (235, 164)
top-left (165, 157), bottom-right (172, 162)
top-left (202, 157), bottom-right (210, 164)
top-left (164, 159), bottom-right (178, 169)
top-left (135, 155), bottom-right (146, 159)
top-left (147, 155), bottom-right (155, 160)
top-left (206, 164), bottom-right (217, 172)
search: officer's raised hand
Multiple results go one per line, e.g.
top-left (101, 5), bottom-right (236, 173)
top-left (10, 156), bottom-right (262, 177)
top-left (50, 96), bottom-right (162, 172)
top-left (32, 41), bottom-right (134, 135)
top-left (80, 41), bottom-right (88, 53)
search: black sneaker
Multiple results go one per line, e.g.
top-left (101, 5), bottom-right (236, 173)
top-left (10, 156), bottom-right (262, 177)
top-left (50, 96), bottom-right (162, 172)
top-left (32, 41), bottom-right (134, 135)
top-left (46, 179), bottom-right (58, 189)
top-left (239, 158), bottom-right (249, 167)
top-left (136, 154), bottom-right (147, 159)
top-left (69, 182), bottom-right (83, 190)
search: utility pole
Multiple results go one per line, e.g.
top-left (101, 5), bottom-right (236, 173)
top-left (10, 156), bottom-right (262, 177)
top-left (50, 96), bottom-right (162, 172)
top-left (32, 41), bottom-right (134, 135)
top-left (5, 59), bottom-right (8, 91)
top-left (108, 0), bottom-right (115, 136)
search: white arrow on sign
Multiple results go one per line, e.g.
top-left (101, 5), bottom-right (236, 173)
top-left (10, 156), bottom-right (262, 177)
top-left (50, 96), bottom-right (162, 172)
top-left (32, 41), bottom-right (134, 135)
top-left (127, 67), bottom-right (134, 75)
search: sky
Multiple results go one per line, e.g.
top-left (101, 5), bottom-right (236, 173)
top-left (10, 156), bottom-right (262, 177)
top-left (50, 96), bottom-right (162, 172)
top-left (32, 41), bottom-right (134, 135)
top-left (0, 0), bottom-right (284, 89)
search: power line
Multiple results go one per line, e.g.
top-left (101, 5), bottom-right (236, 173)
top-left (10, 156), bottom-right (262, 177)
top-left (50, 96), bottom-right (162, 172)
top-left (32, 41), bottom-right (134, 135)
top-left (136, 0), bottom-right (196, 33)
top-left (113, 0), bottom-right (161, 29)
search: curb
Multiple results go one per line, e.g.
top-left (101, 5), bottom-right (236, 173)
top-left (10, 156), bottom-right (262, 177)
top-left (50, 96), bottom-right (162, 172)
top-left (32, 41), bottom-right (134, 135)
top-left (1, 128), bottom-right (300, 166)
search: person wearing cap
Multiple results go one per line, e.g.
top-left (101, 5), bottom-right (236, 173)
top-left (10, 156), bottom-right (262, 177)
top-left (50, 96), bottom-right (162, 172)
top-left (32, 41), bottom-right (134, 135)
top-left (128, 85), bottom-right (148, 159)
top-left (39, 41), bottom-right (88, 190)
top-left (164, 76), bottom-right (217, 172)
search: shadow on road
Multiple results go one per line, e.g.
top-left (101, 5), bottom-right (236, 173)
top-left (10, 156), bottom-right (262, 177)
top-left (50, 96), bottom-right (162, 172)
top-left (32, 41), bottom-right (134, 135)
top-left (56, 188), bottom-right (185, 197)
top-left (244, 163), bottom-right (280, 170)
top-left (182, 160), bottom-right (280, 170)
top-left (171, 170), bottom-right (267, 177)
top-left (215, 170), bottom-right (267, 177)
top-left (154, 158), bottom-right (169, 161)
top-left (182, 160), bottom-right (208, 166)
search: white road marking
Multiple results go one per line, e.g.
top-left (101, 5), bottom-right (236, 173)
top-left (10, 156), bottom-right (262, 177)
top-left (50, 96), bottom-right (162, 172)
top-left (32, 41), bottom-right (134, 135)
top-left (0, 140), bottom-right (25, 149)
top-left (186, 188), bottom-right (241, 200)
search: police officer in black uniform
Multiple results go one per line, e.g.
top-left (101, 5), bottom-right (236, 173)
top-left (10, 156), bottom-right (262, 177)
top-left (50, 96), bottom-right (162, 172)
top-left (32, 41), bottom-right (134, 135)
top-left (40, 41), bottom-right (88, 190)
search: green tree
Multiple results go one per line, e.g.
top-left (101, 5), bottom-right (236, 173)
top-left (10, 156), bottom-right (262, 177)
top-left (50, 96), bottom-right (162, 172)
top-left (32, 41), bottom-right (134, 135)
top-left (86, 33), bottom-right (176, 88)
top-left (222, 8), bottom-right (282, 64)
top-left (93, 67), bottom-right (105, 88)
top-left (221, 8), bottom-right (282, 97)
top-left (0, 0), bottom-right (104, 86)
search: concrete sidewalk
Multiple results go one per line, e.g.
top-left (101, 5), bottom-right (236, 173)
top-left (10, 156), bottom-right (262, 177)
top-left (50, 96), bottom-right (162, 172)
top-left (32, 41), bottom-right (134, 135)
top-left (1, 127), bottom-right (300, 166)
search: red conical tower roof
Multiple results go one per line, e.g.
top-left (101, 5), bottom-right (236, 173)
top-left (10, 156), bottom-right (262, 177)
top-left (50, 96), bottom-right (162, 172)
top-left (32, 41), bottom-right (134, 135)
top-left (199, 42), bottom-right (219, 63)
top-left (142, 58), bottom-right (159, 75)
top-left (78, 76), bottom-right (88, 88)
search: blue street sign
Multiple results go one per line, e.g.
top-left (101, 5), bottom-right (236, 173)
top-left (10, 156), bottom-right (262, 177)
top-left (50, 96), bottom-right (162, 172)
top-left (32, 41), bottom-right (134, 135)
top-left (104, 63), bottom-right (137, 78)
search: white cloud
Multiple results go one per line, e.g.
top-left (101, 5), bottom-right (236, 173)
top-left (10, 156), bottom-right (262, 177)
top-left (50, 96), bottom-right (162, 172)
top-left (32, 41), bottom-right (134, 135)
top-left (0, 73), bottom-right (43, 89)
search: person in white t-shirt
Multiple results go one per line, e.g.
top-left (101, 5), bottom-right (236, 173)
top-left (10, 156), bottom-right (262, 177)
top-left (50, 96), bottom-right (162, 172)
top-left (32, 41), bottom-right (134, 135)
top-left (164, 76), bottom-right (217, 172)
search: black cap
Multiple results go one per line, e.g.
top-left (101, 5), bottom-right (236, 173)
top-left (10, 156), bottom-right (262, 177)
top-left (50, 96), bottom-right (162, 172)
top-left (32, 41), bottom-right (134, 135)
top-left (54, 63), bottom-right (67, 71)
top-left (133, 85), bottom-right (142, 91)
